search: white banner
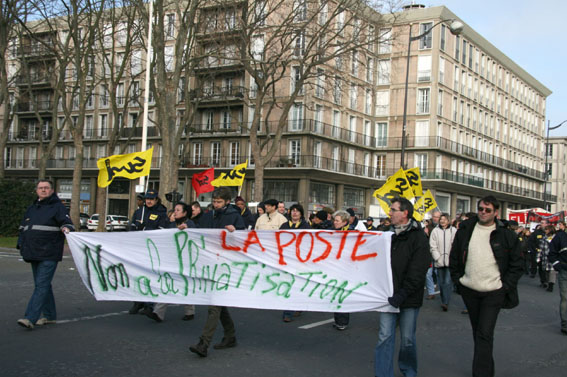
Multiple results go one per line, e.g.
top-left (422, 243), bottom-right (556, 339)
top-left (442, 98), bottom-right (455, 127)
top-left (66, 229), bottom-right (396, 313)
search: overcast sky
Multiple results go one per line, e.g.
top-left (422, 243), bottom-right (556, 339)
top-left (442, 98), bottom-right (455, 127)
top-left (417, 0), bottom-right (567, 136)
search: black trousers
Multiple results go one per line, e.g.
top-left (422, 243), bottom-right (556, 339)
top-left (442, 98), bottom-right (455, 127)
top-left (460, 285), bottom-right (505, 377)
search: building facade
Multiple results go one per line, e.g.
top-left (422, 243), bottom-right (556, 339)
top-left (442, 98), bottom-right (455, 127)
top-left (1, 3), bottom-right (553, 219)
top-left (545, 136), bottom-right (567, 213)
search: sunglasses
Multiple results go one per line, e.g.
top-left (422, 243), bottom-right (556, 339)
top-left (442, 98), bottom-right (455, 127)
top-left (477, 206), bottom-right (493, 213)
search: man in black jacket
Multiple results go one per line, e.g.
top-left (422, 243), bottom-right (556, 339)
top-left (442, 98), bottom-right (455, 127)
top-left (189, 187), bottom-right (245, 358)
top-left (374, 197), bottom-right (430, 377)
top-left (17, 179), bottom-right (74, 329)
top-left (527, 219), bottom-right (547, 278)
top-left (449, 195), bottom-right (523, 377)
top-left (549, 227), bottom-right (567, 334)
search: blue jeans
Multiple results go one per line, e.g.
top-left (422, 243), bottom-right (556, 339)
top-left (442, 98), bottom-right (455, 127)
top-left (425, 267), bottom-right (436, 295)
top-left (558, 269), bottom-right (567, 330)
top-left (375, 308), bottom-right (420, 377)
top-left (437, 267), bottom-right (453, 306)
top-left (24, 260), bottom-right (58, 323)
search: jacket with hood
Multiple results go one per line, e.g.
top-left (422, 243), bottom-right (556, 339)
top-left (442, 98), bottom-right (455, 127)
top-left (199, 204), bottom-right (245, 230)
top-left (429, 225), bottom-right (457, 268)
top-left (18, 193), bottom-right (74, 262)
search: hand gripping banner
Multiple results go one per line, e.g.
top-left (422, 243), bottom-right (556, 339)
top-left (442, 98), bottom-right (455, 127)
top-left (66, 229), bottom-right (397, 313)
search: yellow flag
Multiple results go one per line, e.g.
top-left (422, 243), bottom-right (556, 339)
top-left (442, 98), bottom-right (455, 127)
top-left (373, 168), bottom-right (415, 214)
top-left (413, 190), bottom-right (438, 222)
top-left (405, 167), bottom-right (423, 197)
top-left (211, 160), bottom-right (248, 187)
top-left (97, 147), bottom-right (153, 188)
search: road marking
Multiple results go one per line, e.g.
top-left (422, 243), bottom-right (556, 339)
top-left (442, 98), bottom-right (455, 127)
top-left (298, 318), bottom-right (334, 329)
top-left (56, 311), bottom-right (129, 324)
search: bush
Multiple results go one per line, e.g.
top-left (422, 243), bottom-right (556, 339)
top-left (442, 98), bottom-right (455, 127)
top-left (0, 179), bottom-right (37, 237)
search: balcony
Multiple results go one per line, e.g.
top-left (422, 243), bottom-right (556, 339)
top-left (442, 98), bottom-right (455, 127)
top-left (16, 73), bottom-right (53, 87)
top-left (17, 43), bottom-right (56, 58)
top-left (190, 85), bottom-right (245, 104)
top-left (16, 100), bottom-right (53, 113)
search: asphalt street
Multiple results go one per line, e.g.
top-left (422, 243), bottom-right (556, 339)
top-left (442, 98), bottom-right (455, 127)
top-left (1, 247), bottom-right (566, 377)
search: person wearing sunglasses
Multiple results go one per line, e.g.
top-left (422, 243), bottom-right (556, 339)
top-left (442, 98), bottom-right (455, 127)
top-left (449, 195), bottom-right (523, 377)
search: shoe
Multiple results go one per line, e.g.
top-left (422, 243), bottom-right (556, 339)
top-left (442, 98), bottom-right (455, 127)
top-left (213, 337), bottom-right (237, 349)
top-left (36, 318), bottom-right (56, 326)
top-left (144, 308), bottom-right (162, 323)
top-left (547, 283), bottom-right (554, 292)
top-left (333, 323), bottom-right (347, 331)
top-left (441, 304), bottom-right (448, 312)
top-left (17, 319), bottom-right (34, 329)
top-left (182, 314), bottom-right (195, 321)
top-left (189, 340), bottom-right (208, 357)
top-left (426, 295), bottom-right (435, 300)
top-left (129, 302), bottom-right (144, 314)
top-left (540, 283), bottom-right (548, 289)
top-left (561, 328), bottom-right (567, 335)
top-left (461, 309), bottom-right (468, 315)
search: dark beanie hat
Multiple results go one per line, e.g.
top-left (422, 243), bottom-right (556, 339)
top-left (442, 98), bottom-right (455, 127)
top-left (346, 208), bottom-right (356, 217)
top-left (235, 196), bottom-right (245, 204)
top-left (315, 210), bottom-right (328, 221)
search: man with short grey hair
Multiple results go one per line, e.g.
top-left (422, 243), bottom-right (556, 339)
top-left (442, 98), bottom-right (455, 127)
top-left (17, 179), bottom-right (74, 329)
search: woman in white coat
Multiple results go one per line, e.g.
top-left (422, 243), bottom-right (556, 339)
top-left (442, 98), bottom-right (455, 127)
top-left (429, 213), bottom-right (457, 311)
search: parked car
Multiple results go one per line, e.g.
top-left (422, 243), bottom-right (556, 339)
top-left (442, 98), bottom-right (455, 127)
top-left (79, 213), bottom-right (90, 229)
top-left (87, 214), bottom-right (129, 231)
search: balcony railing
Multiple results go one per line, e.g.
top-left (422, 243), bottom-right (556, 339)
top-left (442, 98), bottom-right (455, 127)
top-left (16, 73), bottom-right (53, 86)
top-left (16, 100), bottom-right (53, 113)
top-left (190, 85), bottom-right (245, 102)
top-left (5, 155), bottom-right (552, 202)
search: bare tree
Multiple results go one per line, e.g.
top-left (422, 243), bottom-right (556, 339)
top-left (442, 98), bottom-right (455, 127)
top-left (234, 0), bottom-right (395, 201)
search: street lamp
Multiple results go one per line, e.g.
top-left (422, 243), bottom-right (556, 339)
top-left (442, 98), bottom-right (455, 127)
top-left (400, 19), bottom-right (464, 168)
top-left (543, 119), bottom-right (567, 210)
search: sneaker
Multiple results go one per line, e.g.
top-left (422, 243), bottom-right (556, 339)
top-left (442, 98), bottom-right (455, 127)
top-left (17, 318), bottom-right (34, 329)
top-left (213, 337), bottom-right (237, 349)
top-left (128, 302), bottom-right (144, 315)
top-left (189, 340), bottom-right (208, 357)
top-left (181, 314), bottom-right (195, 321)
top-left (144, 308), bottom-right (162, 323)
top-left (36, 318), bottom-right (56, 326)
top-left (441, 304), bottom-right (448, 312)
top-left (333, 323), bottom-right (347, 331)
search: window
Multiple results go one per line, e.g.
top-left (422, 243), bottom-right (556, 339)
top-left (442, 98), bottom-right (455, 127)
top-left (289, 140), bottom-right (301, 165)
top-left (318, 1), bottom-right (328, 25)
top-left (129, 112), bottom-right (138, 128)
top-left (366, 58), bottom-right (374, 83)
top-left (192, 143), bottom-right (202, 165)
top-left (331, 146), bottom-right (339, 171)
top-left (419, 22), bottom-right (432, 49)
top-left (254, 1), bottom-right (266, 26)
top-left (293, 31), bottom-right (305, 56)
top-left (455, 36), bottom-right (460, 60)
top-left (375, 90), bottom-right (389, 116)
top-left (96, 144), bottom-right (106, 159)
top-left (314, 104), bottom-right (323, 133)
top-left (462, 40), bottom-right (467, 64)
top-left (117, 83), bottom-right (124, 107)
top-left (438, 56), bottom-right (445, 84)
top-left (84, 115), bottom-right (94, 138)
top-left (228, 142), bottom-right (239, 166)
top-left (130, 81), bottom-right (139, 105)
top-left (165, 14), bottom-right (175, 38)
top-left (417, 55), bottom-right (431, 82)
top-left (379, 28), bottom-right (392, 54)
top-left (349, 84), bottom-right (357, 109)
top-left (332, 110), bottom-right (340, 138)
top-left (440, 24), bottom-right (446, 51)
top-left (293, 0), bottom-right (307, 22)
top-left (349, 116), bottom-right (356, 142)
top-left (310, 182), bottom-right (335, 207)
top-left (336, 10), bottom-right (345, 35)
top-left (178, 77), bottom-right (186, 102)
top-left (222, 111), bottom-right (231, 129)
top-left (99, 114), bottom-right (108, 137)
top-left (417, 88), bottom-right (430, 114)
top-left (292, 66), bottom-right (303, 95)
top-left (211, 141), bottom-right (221, 166)
top-left (365, 89), bottom-right (372, 114)
top-left (225, 8), bottom-right (236, 29)
top-left (377, 59), bottom-right (390, 85)
top-left (289, 103), bottom-right (303, 131)
top-left (131, 49), bottom-right (142, 75)
top-left (314, 141), bottom-right (322, 168)
top-left (375, 154), bottom-right (386, 178)
top-left (364, 121), bottom-right (371, 146)
top-left (333, 77), bottom-right (342, 105)
top-left (375, 122), bottom-right (387, 147)
top-left (415, 153), bottom-right (428, 173)
top-left (351, 51), bottom-right (358, 76)
top-left (252, 35), bottom-right (264, 61)
top-left (437, 90), bottom-right (443, 116)
top-left (415, 120), bottom-right (429, 146)
top-left (204, 111), bottom-right (214, 130)
top-left (316, 69), bottom-right (325, 98)
top-left (164, 46), bottom-right (174, 71)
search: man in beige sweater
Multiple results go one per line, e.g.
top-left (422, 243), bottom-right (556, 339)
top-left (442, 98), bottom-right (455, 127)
top-left (254, 199), bottom-right (287, 230)
top-left (449, 195), bottom-right (523, 377)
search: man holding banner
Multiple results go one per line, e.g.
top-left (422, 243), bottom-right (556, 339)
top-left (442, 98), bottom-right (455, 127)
top-left (189, 187), bottom-right (245, 358)
top-left (375, 197), bottom-right (430, 377)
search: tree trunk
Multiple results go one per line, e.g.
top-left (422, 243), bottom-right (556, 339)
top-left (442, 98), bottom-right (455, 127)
top-left (95, 186), bottom-right (107, 232)
top-left (253, 160), bottom-right (265, 202)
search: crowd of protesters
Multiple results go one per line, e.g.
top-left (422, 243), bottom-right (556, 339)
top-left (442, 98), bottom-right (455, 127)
top-left (16, 182), bottom-right (567, 376)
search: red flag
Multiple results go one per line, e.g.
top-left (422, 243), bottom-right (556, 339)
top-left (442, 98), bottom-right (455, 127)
top-left (192, 168), bottom-right (215, 196)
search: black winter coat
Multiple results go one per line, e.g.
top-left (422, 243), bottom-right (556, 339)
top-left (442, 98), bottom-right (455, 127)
top-left (279, 219), bottom-right (311, 229)
top-left (549, 230), bottom-right (567, 269)
top-left (18, 193), bottom-right (74, 262)
top-left (449, 218), bottom-right (524, 309)
top-left (390, 219), bottom-right (430, 308)
top-left (130, 203), bottom-right (169, 230)
top-left (199, 205), bottom-right (245, 230)
top-left (237, 206), bottom-right (256, 229)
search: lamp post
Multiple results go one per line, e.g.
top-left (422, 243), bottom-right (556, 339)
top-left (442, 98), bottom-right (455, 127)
top-left (400, 20), bottom-right (464, 168)
top-left (543, 119), bottom-right (567, 210)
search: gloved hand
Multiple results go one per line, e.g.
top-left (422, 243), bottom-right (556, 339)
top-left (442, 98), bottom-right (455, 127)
top-left (388, 289), bottom-right (408, 308)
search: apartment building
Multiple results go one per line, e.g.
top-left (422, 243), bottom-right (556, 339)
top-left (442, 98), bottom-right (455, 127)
top-left (2, 3), bottom-right (552, 218)
top-left (545, 136), bottom-right (567, 213)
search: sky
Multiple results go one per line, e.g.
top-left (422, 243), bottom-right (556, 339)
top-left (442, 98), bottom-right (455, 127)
top-left (418, 0), bottom-right (567, 136)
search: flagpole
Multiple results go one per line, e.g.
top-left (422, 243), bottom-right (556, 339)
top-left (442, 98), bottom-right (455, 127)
top-left (139, 0), bottom-right (154, 191)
